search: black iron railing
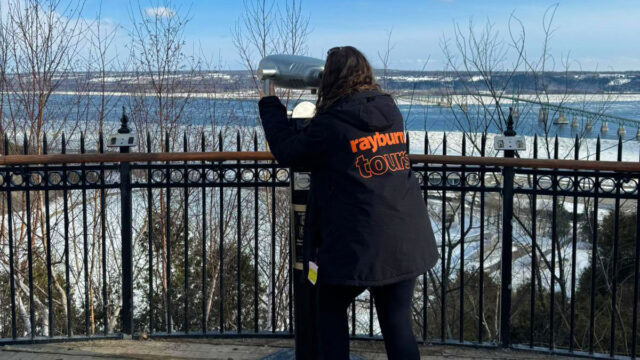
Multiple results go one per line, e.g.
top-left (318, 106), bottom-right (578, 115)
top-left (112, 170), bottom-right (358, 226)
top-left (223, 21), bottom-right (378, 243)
top-left (0, 130), bottom-right (640, 359)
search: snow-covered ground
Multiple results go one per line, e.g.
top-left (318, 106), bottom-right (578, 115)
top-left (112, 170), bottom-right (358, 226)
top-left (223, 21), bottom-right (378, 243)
top-left (395, 93), bottom-right (640, 106)
top-left (30, 90), bottom-right (640, 107)
top-left (405, 129), bottom-right (632, 297)
top-left (406, 130), bottom-right (639, 161)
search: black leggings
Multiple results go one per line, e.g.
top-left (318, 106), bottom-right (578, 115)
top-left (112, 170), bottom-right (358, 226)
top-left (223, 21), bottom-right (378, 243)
top-left (316, 277), bottom-right (419, 360)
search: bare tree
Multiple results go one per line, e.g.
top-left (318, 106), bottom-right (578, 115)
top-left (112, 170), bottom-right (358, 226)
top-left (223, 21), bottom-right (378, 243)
top-left (85, 1), bottom-right (122, 136)
top-left (127, 0), bottom-right (196, 147)
top-left (232, 0), bottom-right (278, 92)
top-left (0, 0), bottom-right (88, 338)
top-left (231, 0), bottom-right (312, 331)
top-left (0, 1), bottom-right (8, 138)
top-left (427, 4), bottom-right (623, 348)
top-left (232, 0), bottom-right (310, 104)
top-left (126, 0), bottom-right (199, 332)
top-left (3, 0), bottom-right (85, 148)
top-left (276, 0), bottom-right (310, 56)
top-left (377, 28), bottom-right (395, 91)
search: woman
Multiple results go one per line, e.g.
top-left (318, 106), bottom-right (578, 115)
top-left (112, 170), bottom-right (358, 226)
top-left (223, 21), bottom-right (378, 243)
top-left (259, 46), bottom-right (438, 360)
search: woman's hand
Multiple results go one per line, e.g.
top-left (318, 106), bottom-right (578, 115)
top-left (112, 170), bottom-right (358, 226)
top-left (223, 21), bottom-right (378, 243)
top-left (258, 81), bottom-right (276, 99)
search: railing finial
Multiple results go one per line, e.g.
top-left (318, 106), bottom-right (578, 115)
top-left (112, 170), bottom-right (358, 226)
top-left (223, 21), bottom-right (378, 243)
top-left (505, 107), bottom-right (516, 136)
top-left (118, 106), bottom-right (131, 134)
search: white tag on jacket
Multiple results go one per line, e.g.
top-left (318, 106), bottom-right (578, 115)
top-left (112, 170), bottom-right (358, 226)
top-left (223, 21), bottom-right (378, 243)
top-left (308, 261), bottom-right (318, 285)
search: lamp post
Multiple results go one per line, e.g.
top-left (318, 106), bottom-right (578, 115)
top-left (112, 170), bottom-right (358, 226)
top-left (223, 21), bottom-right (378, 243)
top-left (494, 108), bottom-right (524, 347)
top-left (108, 107), bottom-right (137, 336)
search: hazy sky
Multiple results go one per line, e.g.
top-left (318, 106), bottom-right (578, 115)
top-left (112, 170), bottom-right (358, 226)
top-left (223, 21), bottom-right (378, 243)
top-left (77, 0), bottom-right (640, 71)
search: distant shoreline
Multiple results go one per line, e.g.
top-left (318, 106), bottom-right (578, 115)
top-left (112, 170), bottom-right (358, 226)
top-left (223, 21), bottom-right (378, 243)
top-left (40, 90), bottom-right (640, 106)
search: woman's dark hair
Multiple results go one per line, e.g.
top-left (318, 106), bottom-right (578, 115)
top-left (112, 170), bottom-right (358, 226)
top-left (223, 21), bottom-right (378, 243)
top-left (316, 46), bottom-right (381, 113)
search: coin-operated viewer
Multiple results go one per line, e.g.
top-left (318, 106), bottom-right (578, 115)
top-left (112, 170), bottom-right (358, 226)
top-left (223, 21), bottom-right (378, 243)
top-left (258, 53), bottom-right (325, 360)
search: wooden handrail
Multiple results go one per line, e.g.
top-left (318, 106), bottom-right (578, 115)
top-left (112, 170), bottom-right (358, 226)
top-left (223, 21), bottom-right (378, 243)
top-left (0, 151), bottom-right (637, 172)
top-left (0, 151), bottom-right (276, 165)
top-left (409, 154), bottom-right (640, 172)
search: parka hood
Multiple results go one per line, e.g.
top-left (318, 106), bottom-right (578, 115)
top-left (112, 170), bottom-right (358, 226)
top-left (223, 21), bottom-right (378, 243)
top-left (328, 90), bottom-right (401, 132)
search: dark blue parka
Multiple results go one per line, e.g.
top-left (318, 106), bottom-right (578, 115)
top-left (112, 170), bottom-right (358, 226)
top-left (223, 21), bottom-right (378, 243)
top-left (259, 90), bottom-right (438, 286)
